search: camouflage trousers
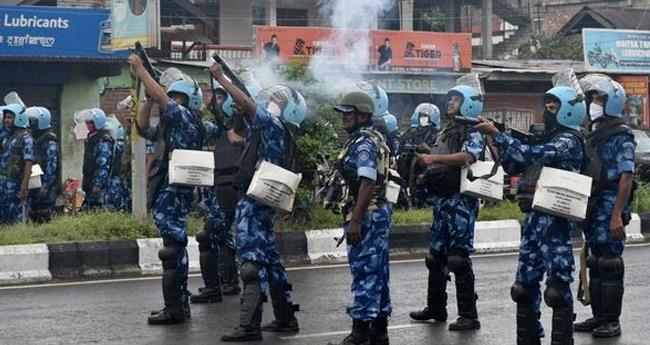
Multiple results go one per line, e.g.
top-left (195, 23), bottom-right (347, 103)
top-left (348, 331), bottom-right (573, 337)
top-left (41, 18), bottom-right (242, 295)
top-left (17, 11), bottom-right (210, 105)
top-left (0, 176), bottom-right (25, 224)
top-left (516, 211), bottom-right (576, 337)
top-left (584, 191), bottom-right (626, 257)
top-left (346, 203), bottom-right (392, 321)
top-left (153, 184), bottom-right (194, 303)
top-left (430, 193), bottom-right (479, 255)
top-left (236, 197), bottom-right (292, 302)
top-left (204, 187), bottom-right (236, 257)
top-left (106, 176), bottom-right (132, 213)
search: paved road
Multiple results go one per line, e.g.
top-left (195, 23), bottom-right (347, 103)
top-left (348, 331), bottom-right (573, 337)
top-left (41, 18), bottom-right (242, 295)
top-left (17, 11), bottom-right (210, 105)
top-left (1, 244), bottom-right (648, 345)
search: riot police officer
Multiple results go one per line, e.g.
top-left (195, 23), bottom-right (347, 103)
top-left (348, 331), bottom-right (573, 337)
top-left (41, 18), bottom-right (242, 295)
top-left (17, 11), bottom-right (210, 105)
top-left (410, 86), bottom-right (485, 331)
top-left (474, 86), bottom-right (586, 345)
top-left (80, 108), bottom-right (114, 210)
top-left (398, 103), bottom-right (441, 208)
top-left (107, 116), bottom-right (132, 213)
top-left (574, 74), bottom-right (635, 338)
top-left (382, 112), bottom-right (401, 156)
top-left (26, 106), bottom-right (59, 223)
top-left (191, 86), bottom-right (249, 303)
top-left (0, 104), bottom-right (34, 224)
top-left (211, 63), bottom-right (303, 342)
top-left (129, 54), bottom-right (204, 325)
top-left (329, 91), bottom-right (392, 345)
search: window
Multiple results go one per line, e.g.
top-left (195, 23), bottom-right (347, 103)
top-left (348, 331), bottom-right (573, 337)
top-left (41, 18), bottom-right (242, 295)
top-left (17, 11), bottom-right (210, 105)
top-left (277, 8), bottom-right (308, 27)
top-left (252, 6), bottom-right (266, 26)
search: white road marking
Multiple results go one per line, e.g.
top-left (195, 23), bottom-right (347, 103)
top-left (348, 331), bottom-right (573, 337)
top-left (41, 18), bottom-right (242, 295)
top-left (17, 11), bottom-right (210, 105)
top-left (278, 323), bottom-right (428, 340)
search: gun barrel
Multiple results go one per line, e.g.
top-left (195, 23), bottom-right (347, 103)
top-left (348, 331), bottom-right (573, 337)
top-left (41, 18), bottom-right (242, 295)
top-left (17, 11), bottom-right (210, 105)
top-left (212, 54), bottom-right (251, 97)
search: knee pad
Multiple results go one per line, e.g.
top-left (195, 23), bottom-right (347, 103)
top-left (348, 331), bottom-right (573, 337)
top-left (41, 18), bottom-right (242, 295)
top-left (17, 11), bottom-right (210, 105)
top-left (195, 230), bottom-right (211, 252)
top-left (158, 246), bottom-right (182, 270)
top-left (544, 283), bottom-right (570, 308)
top-left (425, 251), bottom-right (446, 270)
top-left (447, 252), bottom-right (470, 274)
top-left (511, 282), bottom-right (534, 304)
top-left (240, 262), bottom-right (261, 283)
top-left (599, 256), bottom-right (624, 280)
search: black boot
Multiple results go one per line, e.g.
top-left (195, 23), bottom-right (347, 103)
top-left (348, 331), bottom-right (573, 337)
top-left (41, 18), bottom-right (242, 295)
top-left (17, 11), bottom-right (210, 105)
top-left (550, 306), bottom-right (574, 345)
top-left (221, 245), bottom-right (241, 296)
top-left (150, 303), bottom-right (191, 319)
top-left (409, 270), bottom-right (448, 322)
top-left (593, 256), bottom-right (624, 338)
top-left (192, 230), bottom-right (224, 303)
top-left (511, 282), bottom-right (541, 345)
top-left (263, 274), bottom-right (299, 332)
top-left (148, 246), bottom-right (186, 325)
top-left (448, 270), bottom-right (480, 330)
top-left (370, 316), bottom-right (389, 345)
top-left (221, 262), bottom-right (264, 342)
top-left (336, 319), bottom-right (371, 345)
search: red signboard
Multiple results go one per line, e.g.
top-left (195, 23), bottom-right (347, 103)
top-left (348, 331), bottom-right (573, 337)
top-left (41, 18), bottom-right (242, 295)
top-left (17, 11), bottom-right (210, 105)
top-left (615, 76), bottom-right (650, 128)
top-left (255, 26), bottom-right (472, 72)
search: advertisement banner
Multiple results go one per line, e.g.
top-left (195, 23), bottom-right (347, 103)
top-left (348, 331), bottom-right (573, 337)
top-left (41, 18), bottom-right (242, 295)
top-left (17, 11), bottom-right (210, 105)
top-left (615, 76), bottom-right (649, 128)
top-left (583, 28), bottom-right (650, 74)
top-left (255, 26), bottom-right (472, 72)
top-left (111, 0), bottom-right (159, 49)
top-left (370, 30), bottom-right (471, 72)
top-left (0, 5), bottom-right (127, 58)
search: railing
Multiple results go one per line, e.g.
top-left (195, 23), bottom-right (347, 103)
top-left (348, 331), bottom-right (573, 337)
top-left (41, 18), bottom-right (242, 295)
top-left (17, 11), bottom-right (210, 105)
top-left (169, 43), bottom-right (254, 62)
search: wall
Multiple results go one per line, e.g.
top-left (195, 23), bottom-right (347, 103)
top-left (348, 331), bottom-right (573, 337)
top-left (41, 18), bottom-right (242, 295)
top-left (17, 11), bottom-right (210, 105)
top-left (60, 71), bottom-right (101, 182)
top-left (484, 92), bottom-right (544, 123)
top-left (219, 0), bottom-right (254, 45)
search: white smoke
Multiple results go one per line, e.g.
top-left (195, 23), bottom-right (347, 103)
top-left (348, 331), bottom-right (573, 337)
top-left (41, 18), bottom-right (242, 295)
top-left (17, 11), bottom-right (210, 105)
top-left (245, 0), bottom-right (394, 113)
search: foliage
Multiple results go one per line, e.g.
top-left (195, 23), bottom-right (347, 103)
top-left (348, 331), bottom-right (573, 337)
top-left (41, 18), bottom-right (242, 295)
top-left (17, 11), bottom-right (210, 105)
top-left (516, 34), bottom-right (584, 60)
top-left (0, 211), bottom-right (203, 246)
top-left (632, 182), bottom-right (650, 213)
top-left (418, 7), bottom-right (446, 32)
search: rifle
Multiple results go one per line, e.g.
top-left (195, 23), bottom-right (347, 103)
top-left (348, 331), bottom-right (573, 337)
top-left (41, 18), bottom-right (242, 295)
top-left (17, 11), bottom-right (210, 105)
top-left (453, 116), bottom-right (506, 132)
top-left (210, 54), bottom-right (250, 133)
top-left (134, 41), bottom-right (161, 82)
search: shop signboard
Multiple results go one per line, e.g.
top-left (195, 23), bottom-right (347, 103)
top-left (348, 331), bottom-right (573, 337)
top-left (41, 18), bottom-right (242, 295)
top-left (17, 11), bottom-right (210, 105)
top-left (583, 28), bottom-right (650, 74)
top-left (615, 75), bottom-right (649, 128)
top-left (0, 5), bottom-right (127, 58)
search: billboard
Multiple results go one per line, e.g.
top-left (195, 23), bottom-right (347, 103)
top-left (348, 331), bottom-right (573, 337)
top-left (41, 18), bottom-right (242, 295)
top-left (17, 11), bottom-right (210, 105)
top-left (583, 28), bottom-right (650, 74)
top-left (615, 76), bottom-right (649, 128)
top-left (111, 0), bottom-right (159, 49)
top-left (0, 5), bottom-right (127, 58)
top-left (255, 26), bottom-right (472, 72)
top-left (370, 30), bottom-right (471, 72)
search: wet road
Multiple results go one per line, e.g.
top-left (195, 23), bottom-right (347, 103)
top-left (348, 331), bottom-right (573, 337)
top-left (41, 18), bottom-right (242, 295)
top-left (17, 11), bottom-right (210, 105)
top-left (1, 244), bottom-right (648, 345)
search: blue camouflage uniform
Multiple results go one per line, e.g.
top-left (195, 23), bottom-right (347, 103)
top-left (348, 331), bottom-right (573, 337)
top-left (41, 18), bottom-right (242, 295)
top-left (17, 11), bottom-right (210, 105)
top-left (495, 130), bottom-right (583, 339)
top-left (236, 106), bottom-right (294, 306)
top-left (585, 132), bottom-right (635, 257)
top-left (341, 126), bottom-right (392, 321)
top-left (28, 130), bottom-right (59, 222)
top-left (427, 130), bottom-right (484, 322)
top-left (82, 132), bottom-right (113, 207)
top-left (0, 128), bottom-right (35, 223)
top-left (150, 100), bottom-right (203, 305)
top-left (106, 136), bottom-right (132, 213)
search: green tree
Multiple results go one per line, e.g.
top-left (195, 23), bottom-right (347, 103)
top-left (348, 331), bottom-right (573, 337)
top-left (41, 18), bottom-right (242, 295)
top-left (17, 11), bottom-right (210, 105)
top-left (516, 34), bottom-right (584, 60)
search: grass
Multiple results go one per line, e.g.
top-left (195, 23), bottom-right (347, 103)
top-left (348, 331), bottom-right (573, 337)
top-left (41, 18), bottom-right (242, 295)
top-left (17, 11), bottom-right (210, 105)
top-left (4, 187), bottom-right (649, 246)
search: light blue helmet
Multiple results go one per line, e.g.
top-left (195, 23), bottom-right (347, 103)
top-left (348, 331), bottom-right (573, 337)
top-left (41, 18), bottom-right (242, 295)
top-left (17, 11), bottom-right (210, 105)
top-left (83, 108), bottom-right (107, 129)
top-left (384, 113), bottom-right (398, 133)
top-left (221, 84), bottom-right (261, 118)
top-left (167, 80), bottom-right (203, 111)
top-left (579, 74), bottom-right (626, 118)
top-left (3, 103), bottom-right (28, 128)
top-left (545, 86), bottom-right (586, 131)
top-left (354, 81), bottom-right (389, 116)
top-left (411, 103), bottom-right (441, 128)
top-left (255, 85), bottom-right (307, 128)
top-left (447, 85), bottom-right (483, 119)
top-left (25, 106), bottom-right (52, 130)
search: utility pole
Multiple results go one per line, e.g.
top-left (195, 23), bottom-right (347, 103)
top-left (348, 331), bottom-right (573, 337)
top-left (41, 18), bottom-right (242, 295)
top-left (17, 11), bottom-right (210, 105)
top-left (131, 82), bottom-right (147, 220)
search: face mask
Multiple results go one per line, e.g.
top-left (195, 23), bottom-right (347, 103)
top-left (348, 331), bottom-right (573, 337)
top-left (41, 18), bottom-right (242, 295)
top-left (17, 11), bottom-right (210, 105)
top-left (589, 103), bottom-right (604, 121)
top-left (266, 102), bottom-right (282, 118)
top-left (419, 117), bottom-right (429, 127)
top-left (543, 110), bottom-right (557, 132)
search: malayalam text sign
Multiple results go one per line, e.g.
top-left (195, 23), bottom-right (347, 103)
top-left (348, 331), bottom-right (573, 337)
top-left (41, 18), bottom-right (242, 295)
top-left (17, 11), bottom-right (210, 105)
top-left (583, 28), bottom-right (650, 74)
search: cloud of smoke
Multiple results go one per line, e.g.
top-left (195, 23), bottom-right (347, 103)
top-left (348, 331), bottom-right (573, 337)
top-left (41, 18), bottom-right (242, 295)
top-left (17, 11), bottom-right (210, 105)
top-left (244, 0), bottom-right (393, 116)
